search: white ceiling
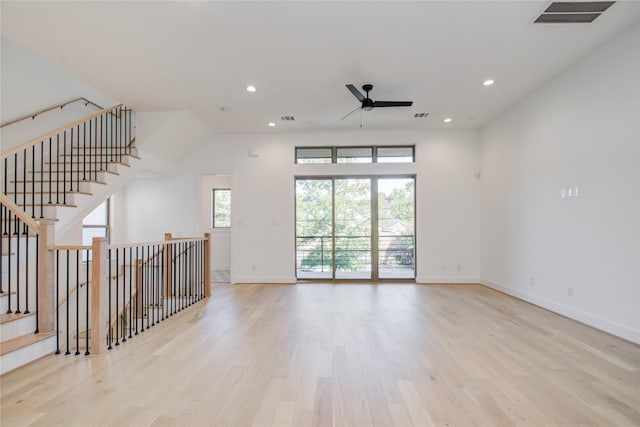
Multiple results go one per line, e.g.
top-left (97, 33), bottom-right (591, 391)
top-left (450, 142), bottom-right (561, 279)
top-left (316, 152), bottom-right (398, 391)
top-left (2, 1), bottom-right (639, 135)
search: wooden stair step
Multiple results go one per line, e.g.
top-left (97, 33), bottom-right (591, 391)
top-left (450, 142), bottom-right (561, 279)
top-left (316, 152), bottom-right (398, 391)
top-left (0, 311), bottom-right (35, 325)
top-left (29, 170), bottom-right (120, 176)
top-left (10, 179), bottom-right (107, 185)
top-left (0, 331), bottom-right (56, 356)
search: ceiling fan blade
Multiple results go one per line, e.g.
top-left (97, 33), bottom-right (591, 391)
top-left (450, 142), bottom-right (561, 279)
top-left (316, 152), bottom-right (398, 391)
top-left (345, 84), bottom-right (366, 102)
top-left (340, 106), bottom-right (361, 120)
top-left (373, 101), bottom-right (413, 108)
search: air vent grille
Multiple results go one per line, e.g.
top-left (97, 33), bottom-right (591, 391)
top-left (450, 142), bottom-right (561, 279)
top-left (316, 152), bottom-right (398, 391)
top-left (281, 116), bottom-right (295, 121)
top-left (413, 113), bottom-right (429, 118)
top-left (534, 1), bottom-right (615, 23)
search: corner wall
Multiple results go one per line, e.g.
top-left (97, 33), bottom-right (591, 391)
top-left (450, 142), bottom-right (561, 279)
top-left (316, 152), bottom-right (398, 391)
top-left (480, 25), bottom-right (640, 343)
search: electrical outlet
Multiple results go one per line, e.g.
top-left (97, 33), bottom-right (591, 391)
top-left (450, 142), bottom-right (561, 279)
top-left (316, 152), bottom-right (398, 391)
top-left (457, 264), bottom-right (462, 271)
top-left (567, 287), bottom-right (573, 297)
top-left (442, 264), bottom-right (447, 271)
top-left (529, 277), bottom-right (535, 286)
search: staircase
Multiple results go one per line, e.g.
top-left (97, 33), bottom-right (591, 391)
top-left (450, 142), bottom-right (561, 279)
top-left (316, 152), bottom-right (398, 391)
top-left (1, 103), bottom-right (139, 374)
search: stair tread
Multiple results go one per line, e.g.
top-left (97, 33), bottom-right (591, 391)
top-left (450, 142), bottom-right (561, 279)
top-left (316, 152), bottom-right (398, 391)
top-left (0, 311), bottom-right (35, 325)
top-left (29, 170), bottom-right (120, 176)
top-left (13, 203), bottom-right (77, 208)
top-left (10, 179), bottom-right (107, 185)
top-left (4, 190), bottom-right (92, 196)
top-left (0, 331), bottom-right (56, 356)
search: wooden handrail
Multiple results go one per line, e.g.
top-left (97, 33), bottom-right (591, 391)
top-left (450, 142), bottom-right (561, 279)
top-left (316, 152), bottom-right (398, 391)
top-left (0, 192), bottom-right (40, 231)
top-left (1, 97), bottom-right (109, 128)
top-left (108, 237), bottom-right (206, 249)
top-left (0, 104), bottom-right (123, 159)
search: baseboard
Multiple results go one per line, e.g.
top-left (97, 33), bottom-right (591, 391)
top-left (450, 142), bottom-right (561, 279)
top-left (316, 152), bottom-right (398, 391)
top-left (232, 276), bottom-right (297, 285)
top-left (480, 278), bottom-right (640, 344)
top-left (416, 276), bottom-right (480, 284)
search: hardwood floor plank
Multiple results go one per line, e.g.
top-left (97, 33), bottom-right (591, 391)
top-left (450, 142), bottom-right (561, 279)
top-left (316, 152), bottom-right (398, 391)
top-left (1, 283), bottom-right (638, 427)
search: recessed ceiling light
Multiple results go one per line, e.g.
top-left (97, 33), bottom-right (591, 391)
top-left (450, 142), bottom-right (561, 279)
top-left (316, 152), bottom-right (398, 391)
top-left (267, 122), bottom-right (276, 127)
top-left (443, 117), bottom-right (452, 123)
top-left (246, 85), bottom-right (257, 92)
top-left (483, 79), bottom-right (495, 86)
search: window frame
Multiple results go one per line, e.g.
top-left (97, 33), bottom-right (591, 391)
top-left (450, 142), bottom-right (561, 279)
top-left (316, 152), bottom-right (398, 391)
top-left (212, 188), bottom-right (232, 228)
top-left (295, 145), bottom-right (415, 164)
top-left (82, 199), bottom-right (110, 261)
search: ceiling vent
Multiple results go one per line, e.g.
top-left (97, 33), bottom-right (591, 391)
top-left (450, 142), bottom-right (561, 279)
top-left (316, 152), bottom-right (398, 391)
top-left (534, 1), bottom-right (615, 23)
top-left (281, 116), bottom-right (295, 121)
top-left (413, 113), bottom-right (429, 118)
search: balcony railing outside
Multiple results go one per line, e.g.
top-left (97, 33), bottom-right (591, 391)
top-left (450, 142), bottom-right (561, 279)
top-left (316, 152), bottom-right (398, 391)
top-left (296, 234), bottom-right (414, 279)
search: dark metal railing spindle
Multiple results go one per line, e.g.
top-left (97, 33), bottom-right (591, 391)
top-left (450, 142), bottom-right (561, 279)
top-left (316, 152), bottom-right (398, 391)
top-left (107, 249), bottom-right (112, 349)
top-left (65, 250), bottom-right (70, 355)
top-left (85, 249), bottom-right (90, 355)
top-left (55, 250), bottom-right (60, 354)
top-left (75, 250), bottom-right (80, 355)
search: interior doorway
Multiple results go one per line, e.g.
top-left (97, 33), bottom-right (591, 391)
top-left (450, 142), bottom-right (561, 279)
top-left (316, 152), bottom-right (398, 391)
top-left (202, 175), bottom-right (232, 283)
top-left (295, 176), bottom-right (415, 280)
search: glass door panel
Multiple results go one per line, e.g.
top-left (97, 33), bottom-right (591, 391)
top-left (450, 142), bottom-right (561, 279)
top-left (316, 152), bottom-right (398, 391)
top-left (334, 178), bottom-right (372, 279)
top-left (296, 179), bottom-right (333, 279)
top-left (378, 178), bottom-right (415, 279)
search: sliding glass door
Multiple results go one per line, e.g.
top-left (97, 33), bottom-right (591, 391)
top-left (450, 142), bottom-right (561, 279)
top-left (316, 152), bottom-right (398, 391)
top-left (296, 176), bottom-right (415, 280)
top-left (334, 178), bottom-right (372, 279)
top-left (378, 178), bottom-right (415, 279)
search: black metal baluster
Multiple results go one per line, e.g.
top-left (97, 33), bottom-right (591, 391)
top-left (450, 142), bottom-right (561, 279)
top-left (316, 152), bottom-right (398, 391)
top-left (55, 135), bottom-right (59, 204)
top-left (140, 245), bottom-right (145, 332)
top-left (65, 250), bottom-right (70, 355)
top-left (55, 250), bottom-right (60, 354)
top-left (7, 215), bottom-right (12, 313)
top-left (115, 248), bottom-right (120, 346)
top-left (22, 149), bottom-right (27, 215)
top-left (69, 129), bottom-right (74, 195)
top-left (83, 122), bottom-right (87, 181)
top-left (110, 111), bottom-right (114, 162)
top-left (31, 145), bottom-right (35, 219)
top-left (76, 125), bottom-right (81, 190)
top-left (85, 249), bottom-right (90, 355)
top-left (160, 245), bottom-right (165, 321)
top-left (63, 131), bottom-right (67, 204)
top-left (171, 243), bottom-right (175, 316)
top-left (24, 227), bottom-right (29, 314)
top-left (15, 218), bottom-right (21, 314)
top-left (151, 246), bottom-right (156, 326)
top-left (13, 153), bottom-right (18, 206)
top-left (35, 234), bottom-right (39, 333)
top-left (108, 249), bottom-right (112, 349)
top-left (75, 250), bottom-right (80, 355)
top-left (40, 140), bottom-right (45, 218)
top-left (135, 246), bottom-right (139, 336)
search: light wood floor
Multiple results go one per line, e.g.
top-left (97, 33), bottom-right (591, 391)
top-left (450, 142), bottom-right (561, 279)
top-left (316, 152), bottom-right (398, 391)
top-left (1, 283), bottom-right (639, 427)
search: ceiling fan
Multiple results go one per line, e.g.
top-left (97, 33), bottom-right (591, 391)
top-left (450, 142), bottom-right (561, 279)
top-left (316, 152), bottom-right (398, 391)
top-left (341, 84), bottom-right (413, 120)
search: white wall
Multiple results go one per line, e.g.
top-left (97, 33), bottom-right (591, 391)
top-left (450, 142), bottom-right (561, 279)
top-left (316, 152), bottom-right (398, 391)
top-left (480, 24), bottom-right (640, 343)
top-left (1, 36), bottom-right (117, 151)
top-left (120, 129), bottom-right (481, 284)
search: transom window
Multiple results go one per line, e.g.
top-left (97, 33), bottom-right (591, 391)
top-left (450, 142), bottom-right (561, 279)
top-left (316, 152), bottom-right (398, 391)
top-left (295, 145), bottom-right (414, 164)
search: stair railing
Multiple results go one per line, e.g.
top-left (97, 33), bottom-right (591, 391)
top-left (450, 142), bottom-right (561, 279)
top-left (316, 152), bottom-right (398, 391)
top-left (1, 104), bottom-right (135, 220)
top-left (49, 233), bottom-right (211, 355)
top-left (0, 97), bottom-right (113, 128)
top-left (0, 193), bottom-right (55, 335)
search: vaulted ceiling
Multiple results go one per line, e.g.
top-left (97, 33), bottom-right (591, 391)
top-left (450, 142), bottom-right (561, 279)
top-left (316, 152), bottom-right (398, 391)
top-left (2, 1), bottom-right (639, 135)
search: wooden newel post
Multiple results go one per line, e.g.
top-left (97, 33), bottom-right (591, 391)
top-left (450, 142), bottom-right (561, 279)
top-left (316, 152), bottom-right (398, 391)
top-left (164, 233), bottom-right (173, 297)
top-left (204, 233), bottom-right (211, 298)
top-left (37, 220), bottom-right (55, 334)
top-left (90, 237), bottom-right (108, 355)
